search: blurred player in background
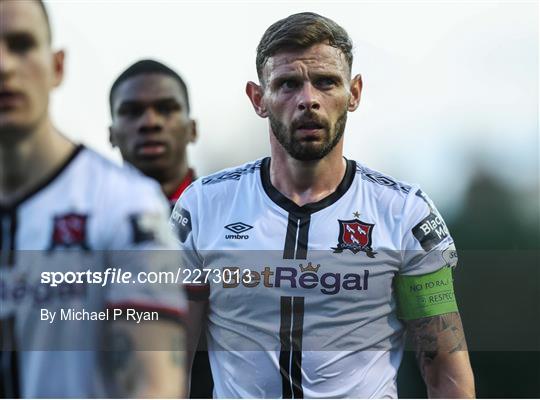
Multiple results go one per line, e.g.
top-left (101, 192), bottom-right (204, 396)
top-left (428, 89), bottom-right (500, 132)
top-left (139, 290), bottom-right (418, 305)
top-left (172, 12), bottom-right (475, 398)
top-left (109, 60), bottom-right (213, 398)
top-left (0, 0), bottom-right (186, 397)
top-left (109, 60), bottom-right (197, 207)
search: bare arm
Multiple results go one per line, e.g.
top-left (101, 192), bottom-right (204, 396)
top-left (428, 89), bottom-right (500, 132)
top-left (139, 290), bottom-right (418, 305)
top-left (406, 312), bottom-right (475, 398)
top-left (103, 319), bottom-right (186, 398)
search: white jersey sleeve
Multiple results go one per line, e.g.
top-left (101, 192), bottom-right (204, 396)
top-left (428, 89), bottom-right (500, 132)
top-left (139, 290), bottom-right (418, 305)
top-left (400, 187), bottom-right (458, 275)
top-left (104, 168), bottom-right (176, 250)
top-left (98, 164), bottom-right (186, 319)
top-left (170, 181), bottom-right (208, 301)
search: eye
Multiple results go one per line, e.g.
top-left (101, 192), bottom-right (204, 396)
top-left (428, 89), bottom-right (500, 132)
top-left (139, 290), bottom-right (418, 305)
top-left (7, 33), bottom-right (37, 54)
top-left (117, 104), bottom-right (144, 118)
top-left (315, 77), bottom-right (337, 89)
top-left (156, 101), bottom-right (181, 115)
top-left (279, 79), bottom-right (301, 90)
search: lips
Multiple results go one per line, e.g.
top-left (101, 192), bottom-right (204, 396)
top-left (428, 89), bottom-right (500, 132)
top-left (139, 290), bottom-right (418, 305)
top-left (0, 90), bottom-right (25, 110)
top-left (296, 121), bottom-right (324, 130)
top-left (293, 113), bottom-right (327, 130)
top-left (135, 140), bottom-right (168, 157)
top-left (293, 117), bottom-right (327, 140)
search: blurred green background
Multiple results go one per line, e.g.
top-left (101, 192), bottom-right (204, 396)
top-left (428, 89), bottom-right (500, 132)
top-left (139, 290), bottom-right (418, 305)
top-left (398, 171), bottom-right (540, 398)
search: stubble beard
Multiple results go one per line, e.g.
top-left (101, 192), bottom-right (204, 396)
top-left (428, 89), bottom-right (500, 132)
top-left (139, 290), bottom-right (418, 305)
top-left (268, 108), bottom-right (348, 161)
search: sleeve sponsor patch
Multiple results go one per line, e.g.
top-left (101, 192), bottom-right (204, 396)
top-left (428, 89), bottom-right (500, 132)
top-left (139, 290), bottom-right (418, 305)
top-left (170, 206), bottom-right (192, 243)
top-left (442, 243), bottom-right (458, 268)
top-left (412, 212), bottom-right (449, 251)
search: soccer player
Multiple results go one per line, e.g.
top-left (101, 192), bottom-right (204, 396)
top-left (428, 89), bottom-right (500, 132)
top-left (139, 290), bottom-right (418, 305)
top-left (171, 12), bottom-right (475, 398)
top-left (109, 60), bottom-right (213, 398)
top-left (109, 60), bottom-right (197, 207)
top-left (0, 0), bottom-right (186, 397)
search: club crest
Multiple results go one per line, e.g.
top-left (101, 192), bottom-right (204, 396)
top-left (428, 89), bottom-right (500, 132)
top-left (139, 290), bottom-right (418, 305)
top-left (49, 213), bottom-right (89, 250)
top-left (332, 219), bottom-right (377, 258)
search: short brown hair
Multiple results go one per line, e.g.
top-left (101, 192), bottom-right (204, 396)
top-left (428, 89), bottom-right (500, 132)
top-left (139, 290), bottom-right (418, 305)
top-left (256, 12), bottom-right (353, 81)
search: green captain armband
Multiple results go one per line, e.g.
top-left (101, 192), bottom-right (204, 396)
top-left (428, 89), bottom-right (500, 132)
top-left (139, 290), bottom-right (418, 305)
top-left (395, 267), bottom-right (458, 320)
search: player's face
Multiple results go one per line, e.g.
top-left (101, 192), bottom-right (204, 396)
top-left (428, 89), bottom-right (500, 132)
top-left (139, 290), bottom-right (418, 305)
top-left (110, 74), bottom-right (195, 182)
top-left (0, 0), bottom-right (64, 143)
top-left (257, 43), bottom-right (361, 161)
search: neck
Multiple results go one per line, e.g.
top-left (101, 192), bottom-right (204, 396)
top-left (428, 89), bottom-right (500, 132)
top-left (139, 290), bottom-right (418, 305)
top-left (0, 118), bottom-right (75, 204)
top-left (269, 135), bottom-right (346, 207)
top-left (160, 160), bottom-right (191, 199)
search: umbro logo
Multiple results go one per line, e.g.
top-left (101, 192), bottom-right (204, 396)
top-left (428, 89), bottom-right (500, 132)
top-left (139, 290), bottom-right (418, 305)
top-left (224, 222), bottom-right (253, 239)
top-left (225, 222), bottom-right (253, 234)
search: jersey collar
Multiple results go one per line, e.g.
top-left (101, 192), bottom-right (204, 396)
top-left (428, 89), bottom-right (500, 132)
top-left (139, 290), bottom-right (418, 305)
top-left (168, 168), bottom-right (195, 205)
top-left (260, 157), bottom-right (356, 217)
top-left (0, 144), bottom-right (84, 211)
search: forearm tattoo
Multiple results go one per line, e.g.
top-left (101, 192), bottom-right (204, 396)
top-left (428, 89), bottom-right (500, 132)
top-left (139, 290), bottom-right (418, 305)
top-left (102, 326), bottom-right (139, 396)
top-left (407, 312), bottom-right (467, 377)
top-left (170, 333), bottom-right (185, 367)
top-left (105, 327), bottom-right (134, 370)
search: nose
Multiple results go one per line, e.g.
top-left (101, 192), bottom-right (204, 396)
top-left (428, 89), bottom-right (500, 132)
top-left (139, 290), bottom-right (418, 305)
top-left (138, 107), bottom-right (163, 134)
top-left (297, 82), bottom-right (320, 111)
top-left (0, 41), bottom-right (16, 80)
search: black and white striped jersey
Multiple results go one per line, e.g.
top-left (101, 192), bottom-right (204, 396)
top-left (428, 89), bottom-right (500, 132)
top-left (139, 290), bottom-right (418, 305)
top-left (171, 157), bottom-right (457, 398)
top-left (0, 145), bottom-right (187, 398)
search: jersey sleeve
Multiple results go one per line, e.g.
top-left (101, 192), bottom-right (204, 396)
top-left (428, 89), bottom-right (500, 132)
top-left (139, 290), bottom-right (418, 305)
top-left (103, 175), bottom-right (187, 322)
top-left (400, 188), bottom-right (458, 276)
top-left (170, 182), bottom-right (209, 301)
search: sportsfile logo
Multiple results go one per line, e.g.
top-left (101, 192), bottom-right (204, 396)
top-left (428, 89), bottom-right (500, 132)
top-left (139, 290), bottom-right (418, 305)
top-left (224, 222), bottom-right (253, 240)
top-left (222, 262), bottom-right (370, 295)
